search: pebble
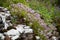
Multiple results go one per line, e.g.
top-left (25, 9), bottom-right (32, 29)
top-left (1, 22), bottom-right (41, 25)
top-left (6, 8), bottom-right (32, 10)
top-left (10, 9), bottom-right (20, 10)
top-left (35, 36), bottom-right (40, 40)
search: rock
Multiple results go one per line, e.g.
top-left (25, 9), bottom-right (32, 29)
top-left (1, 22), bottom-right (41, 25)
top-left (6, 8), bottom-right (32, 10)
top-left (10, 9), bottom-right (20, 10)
top-left (4, 29), bottom-right (20, 40)
top-left (6, 11), bottom-right (10, 14)
top-left (23, 26), bottom-right (30, 29)
top-left (16, 25), bottom-right (25, 33)
top-left (0, 16), bottom-right (4, 31)
top-left (11, 35), bottom-right (19, 40)
top-left (0, 33), bottom-right (5, 40)
top-left (24, 29), bottom-right (33, 33)
top-left (0, 7), bottom-right (41, 40)
top-left (16, 24), bottom-right (33, 33)
top-left (51, 36), bottom-right (57, 40)
top-left (5, 13), bottom-right (11, 16)
top-left (5, 29), bottom-right (20, 36)
top-left (0, 8), bottom-right (11, 29)
top-left (0, 16), bottom-right (4, 28)
top-left (6, 16), bottom-right (11, 20)
top-left (35, 36), bottom-right (40, 40)
top-left (4, 22), bottom-right (9, 29)
top-left (3, 8), bottom-right (8, 11)
top-left (0, 7), bottom-right (4, 12)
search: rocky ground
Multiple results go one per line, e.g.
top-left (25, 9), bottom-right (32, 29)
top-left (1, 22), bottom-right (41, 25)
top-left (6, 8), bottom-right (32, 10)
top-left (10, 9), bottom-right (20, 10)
top-left (0, 7), bottom-right (40, 40)
top-left (0, 6), bottom-right (60, 40)
top-left (11, 3), bottom-right (60, 40)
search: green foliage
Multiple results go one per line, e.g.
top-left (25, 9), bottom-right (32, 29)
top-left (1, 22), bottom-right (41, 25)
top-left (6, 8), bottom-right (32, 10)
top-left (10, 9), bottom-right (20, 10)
top-left (28, 0), bottom-right (55, 25)
top-left (31, 21), bottom-right (47, 40)
top-left (53, 8), bottom-right (60, 32)
top-left (0, 0), bottom-right (11, 7)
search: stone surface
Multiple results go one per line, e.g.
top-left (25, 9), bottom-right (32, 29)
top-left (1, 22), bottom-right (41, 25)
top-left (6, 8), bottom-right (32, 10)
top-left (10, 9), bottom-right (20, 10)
top-left (0, 6), bottom-right (59, 40)
top-left (0, 7), bottom-right (39, 40)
